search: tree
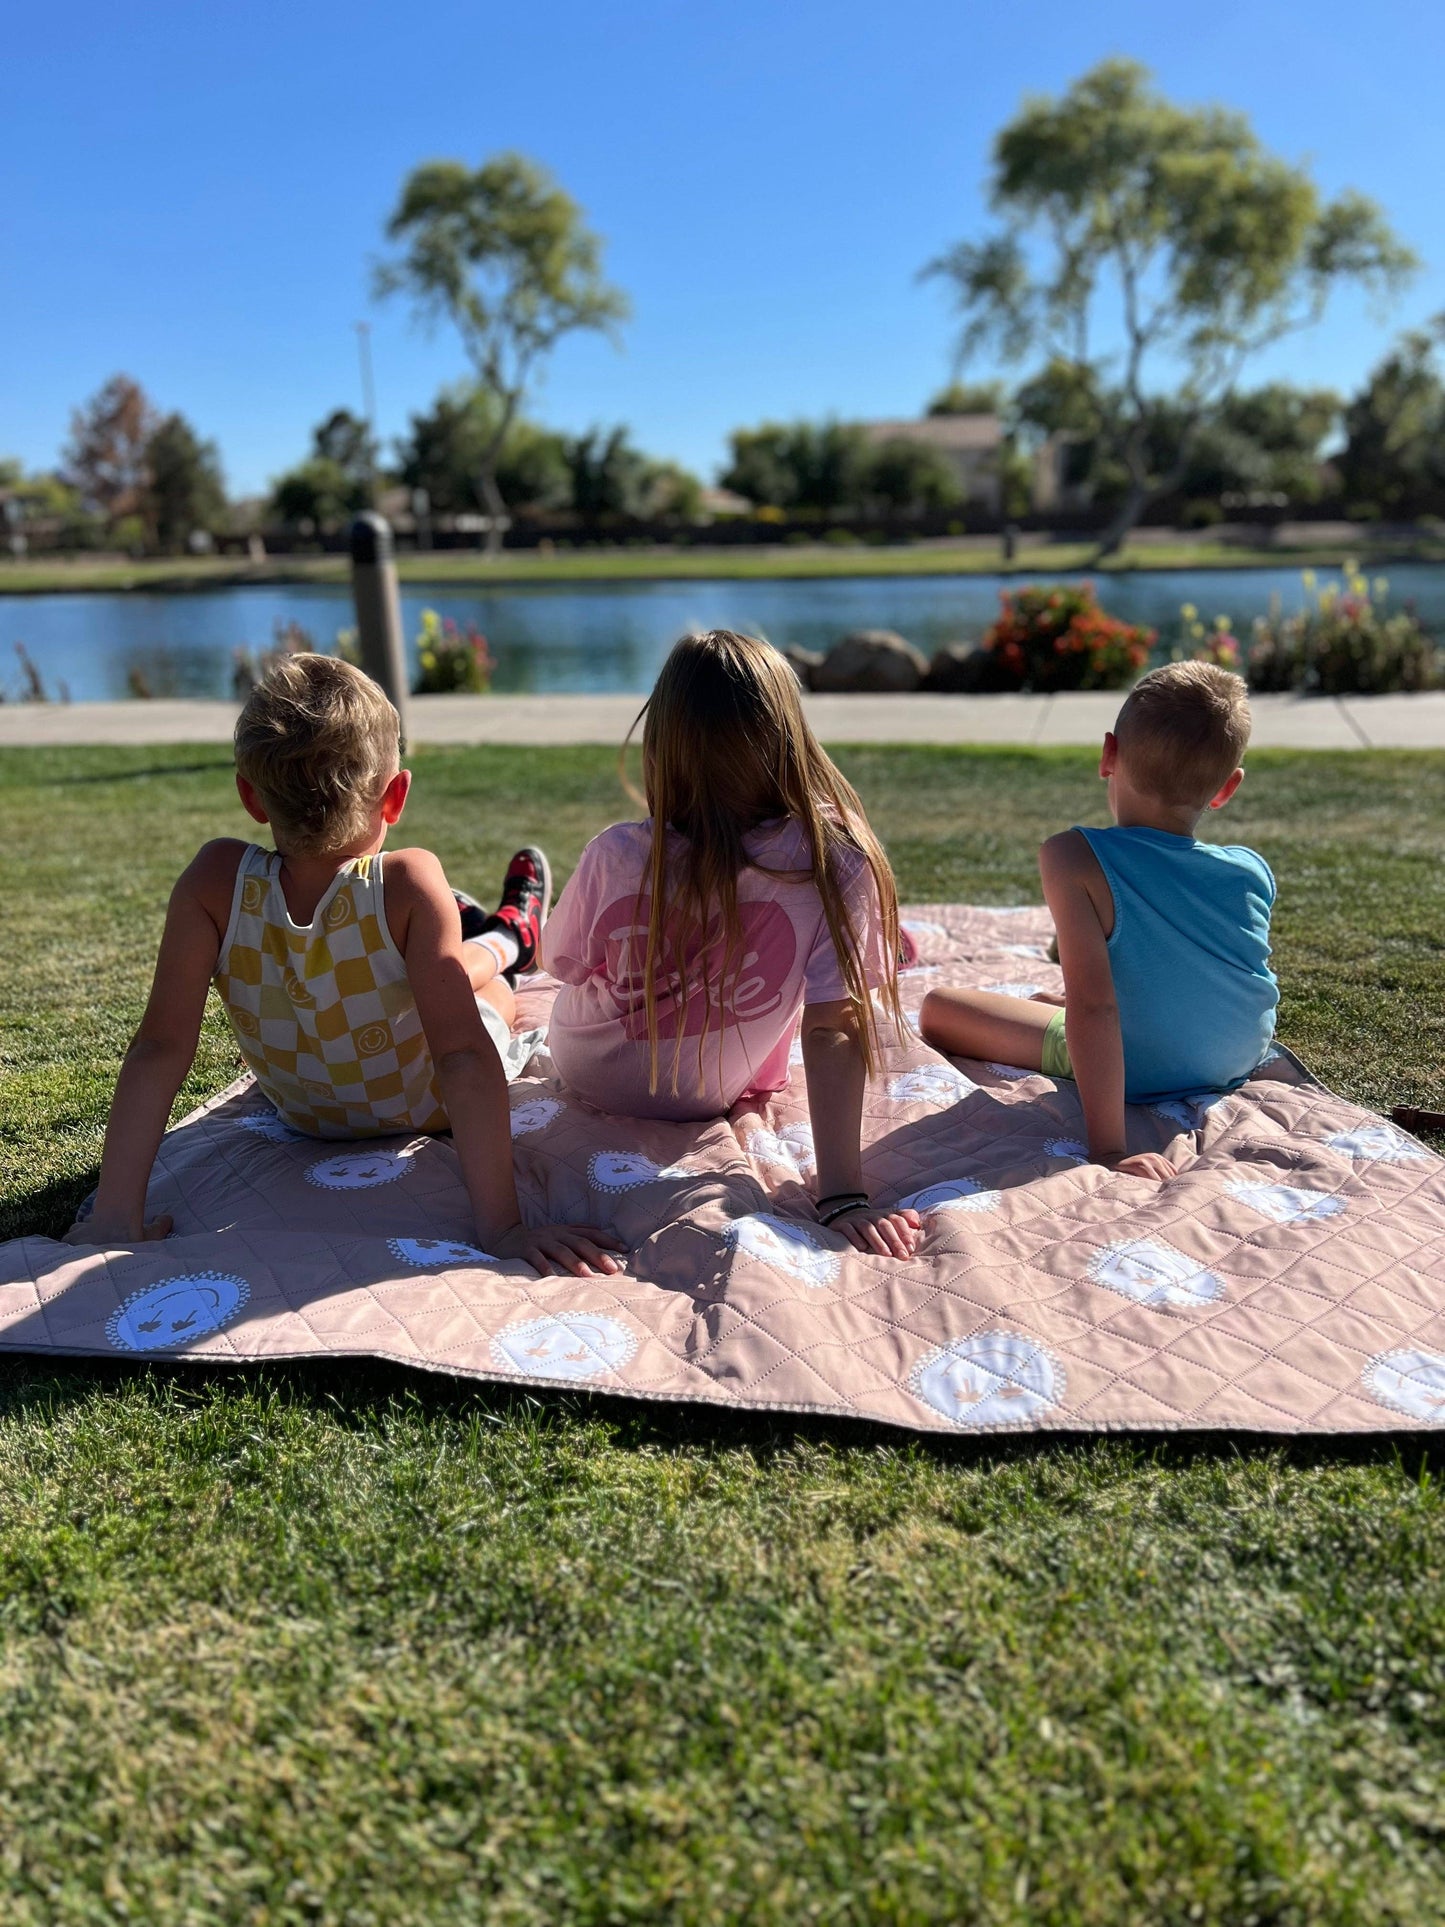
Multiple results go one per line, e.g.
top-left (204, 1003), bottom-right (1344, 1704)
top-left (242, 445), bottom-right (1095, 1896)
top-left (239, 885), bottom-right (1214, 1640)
top-left (311, 408), bottom-right (376, 500)
top-left (0, 460), bottom-right (81, 520)
top-left (1180, 384), bottom-right (1340, 505)
top-left (269, 459), bottom-right (361, 535)
top-left (269, 408), bottom-right (379, 532)
top-left (62, 375), bottom-right (158, 527)
top-left (864, 439), bottom-right (964, 512)
top-left (501, 420), bottom-right (574, 512)
top-left (720, 422), bottom-right (871, 511)
top-left (558, 427), bottom-right (702, 519)
top-left (396, 386), bottom-right (492, 514)
top-left (719, 424), bottom-right (798, 507)
top-left (376, 152), bottom-right (628, 552)
top-left (1336, 318), bottom-right (1445, 513)
top-left (926, 380), bottom-right (1006, 416)
top-left (1014, 367), bottom-right (1341, 510)
top-left (565, 427), bottom-right (653, 517)
top-left (395, 385), bottom-right (572, 514)
top-left (644, 460), bottom-right (703, 519)
top-left (923, 59), bottom-right (1414, 555)
top-left (146, 413), bottom-right (226, 550)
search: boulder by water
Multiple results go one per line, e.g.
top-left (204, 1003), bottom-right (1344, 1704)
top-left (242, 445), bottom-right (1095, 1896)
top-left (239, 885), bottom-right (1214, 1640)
top-left (923, 643), bottom-right (990, 692)
top-left (780, 645), bottom-right (825, 690)
top-left (811, 629), bottom-right (928, 693)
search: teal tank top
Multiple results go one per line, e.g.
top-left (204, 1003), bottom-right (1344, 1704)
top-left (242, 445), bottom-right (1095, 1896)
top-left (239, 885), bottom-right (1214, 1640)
top-left (1074, 824), bottom-right (1278, 1104)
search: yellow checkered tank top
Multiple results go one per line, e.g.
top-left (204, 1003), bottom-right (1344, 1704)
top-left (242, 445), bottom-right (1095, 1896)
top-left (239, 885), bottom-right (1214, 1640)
top-left (213, 844), bottom-right (447, 1139)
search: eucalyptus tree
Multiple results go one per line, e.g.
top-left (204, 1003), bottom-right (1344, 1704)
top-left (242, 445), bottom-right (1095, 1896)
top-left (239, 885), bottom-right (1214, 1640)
top-left (376, 153), bottom-right (628, 553)
top-left (924, 60), bottom-right (1414, 554)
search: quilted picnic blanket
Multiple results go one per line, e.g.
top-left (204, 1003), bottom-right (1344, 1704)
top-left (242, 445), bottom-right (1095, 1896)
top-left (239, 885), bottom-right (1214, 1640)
top-left (3, 905), bottom-right (1444, 1436)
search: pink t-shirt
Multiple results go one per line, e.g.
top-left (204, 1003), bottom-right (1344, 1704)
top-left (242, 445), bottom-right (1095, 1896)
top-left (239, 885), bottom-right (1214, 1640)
top-left (543, 816), bottom-right (887, 1121)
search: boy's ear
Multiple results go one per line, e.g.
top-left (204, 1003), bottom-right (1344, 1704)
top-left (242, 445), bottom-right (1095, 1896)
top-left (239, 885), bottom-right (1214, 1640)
top-left (1099, 732), bottom-right (1119, 779)
top-left (236, 773), bottom-right (270, 825)
top-left (1208, 767), bottom-right (1245, 810)
top-left (380, 769), bottom-right (412, 825)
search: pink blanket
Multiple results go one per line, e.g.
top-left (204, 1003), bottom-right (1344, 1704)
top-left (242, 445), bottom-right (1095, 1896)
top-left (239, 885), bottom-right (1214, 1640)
top-left (4, 905), bottom-right (1444, 1435)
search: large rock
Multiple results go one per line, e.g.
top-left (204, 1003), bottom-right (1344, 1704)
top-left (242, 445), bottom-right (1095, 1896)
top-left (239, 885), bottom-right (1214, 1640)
top-left (780, 645), bottom-right (824, 691)
top-left (811, 629), bottom-right (927, 693)
top-left (922, 642), bottom-right (1006, 693)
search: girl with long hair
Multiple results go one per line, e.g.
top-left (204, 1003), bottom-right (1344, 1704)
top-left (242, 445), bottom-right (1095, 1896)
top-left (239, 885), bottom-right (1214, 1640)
top-left (543, 631), bottom-right (922, 1259)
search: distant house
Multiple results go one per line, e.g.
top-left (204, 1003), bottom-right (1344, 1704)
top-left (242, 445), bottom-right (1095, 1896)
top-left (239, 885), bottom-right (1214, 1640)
top-left (1030, 432), bottom-right (1095, 513)
top-left (697, 485), bottom-right (753, 519)
top-left (858, 414), bottom-right (1004, 514)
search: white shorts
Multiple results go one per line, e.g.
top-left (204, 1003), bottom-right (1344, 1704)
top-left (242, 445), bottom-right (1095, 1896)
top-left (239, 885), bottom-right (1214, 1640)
top-left (478, 999), bottom-right (547, 1083)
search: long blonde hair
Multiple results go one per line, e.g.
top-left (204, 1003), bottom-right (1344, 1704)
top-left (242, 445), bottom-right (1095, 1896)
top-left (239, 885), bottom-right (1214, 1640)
top-left (623, 630), bottom-right (903, 1096)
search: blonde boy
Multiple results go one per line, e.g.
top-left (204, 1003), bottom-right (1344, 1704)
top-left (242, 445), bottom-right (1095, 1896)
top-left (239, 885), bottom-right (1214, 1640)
top-left (921, 662), bottom-right (1279, 1180)
top-left (68, 655), bottom-right (621, 1276)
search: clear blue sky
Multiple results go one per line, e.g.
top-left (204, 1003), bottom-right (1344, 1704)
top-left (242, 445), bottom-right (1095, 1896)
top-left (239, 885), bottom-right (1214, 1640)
top-left (3, 0), bottom-right (1443, 498)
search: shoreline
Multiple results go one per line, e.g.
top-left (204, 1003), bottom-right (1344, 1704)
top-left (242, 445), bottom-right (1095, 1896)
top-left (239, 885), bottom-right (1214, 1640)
top-left (3, 539), bottom-right (1443, 598)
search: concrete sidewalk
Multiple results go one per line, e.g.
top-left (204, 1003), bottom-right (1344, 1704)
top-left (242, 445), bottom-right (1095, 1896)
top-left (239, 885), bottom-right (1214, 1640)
top-left (3, 690), bottom-right (1444, 750)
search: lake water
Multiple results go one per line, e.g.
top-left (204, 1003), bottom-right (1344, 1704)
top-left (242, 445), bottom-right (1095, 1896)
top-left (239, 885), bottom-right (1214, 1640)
top-left (4, 564), bottom-right (1443, 702)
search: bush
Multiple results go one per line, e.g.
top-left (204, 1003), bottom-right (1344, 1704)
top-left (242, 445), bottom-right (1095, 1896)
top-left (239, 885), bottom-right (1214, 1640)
top-left (412, 609), bottom-right (494, 695)
top-left (1248, 567), bottom-right (1441, 695)
top-left (1171, 603), bottom-right (1244, 672)
top-left (977, 583), bottom-right (1155, 692)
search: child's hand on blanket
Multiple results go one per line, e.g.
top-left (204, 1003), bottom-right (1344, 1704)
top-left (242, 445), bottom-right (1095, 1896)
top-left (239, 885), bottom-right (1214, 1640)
top-left (827, 1204), bottom-right (925, 1261)
top-left (493, 1221), bottom-right (627, 1278)
top-left (61, 1212), bottom-right (173, 1247)
top-left (1099, 1151), bottom-right (1178, 1183)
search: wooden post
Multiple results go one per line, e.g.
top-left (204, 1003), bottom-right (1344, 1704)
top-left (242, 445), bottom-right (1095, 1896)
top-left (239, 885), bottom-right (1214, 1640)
top-left (349, 512), bottom-right (410, 741)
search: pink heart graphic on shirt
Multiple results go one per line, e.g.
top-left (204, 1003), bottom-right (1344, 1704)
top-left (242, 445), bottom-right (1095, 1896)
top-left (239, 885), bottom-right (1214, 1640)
top-left (595, 894), bottom-right (798, 1041)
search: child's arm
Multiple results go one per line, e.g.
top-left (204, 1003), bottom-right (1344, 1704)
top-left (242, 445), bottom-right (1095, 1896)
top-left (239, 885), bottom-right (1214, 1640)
top-left (1040, 833), bottom-right (1176, 1182)
top-left (801, 999), bottom-right (922, 1259)
top-left (388, 852), bottom-right (624, 1277)
top-left (64, 842), bottom-right (239, 1245)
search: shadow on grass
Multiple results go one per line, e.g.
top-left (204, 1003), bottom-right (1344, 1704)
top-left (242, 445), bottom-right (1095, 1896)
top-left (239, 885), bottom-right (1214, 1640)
top-left (35, 759), bottom-right (234, 787)
top-left (1, 1347), bottom-right (1440, 1481)
top-left (0, 1168), bottom-right (97, 1246)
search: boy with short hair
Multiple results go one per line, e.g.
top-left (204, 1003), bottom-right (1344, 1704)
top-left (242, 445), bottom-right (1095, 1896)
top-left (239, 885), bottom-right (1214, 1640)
top-left (920, 661), bottom-right (1278, 1181)
top-left (68, 654), bottom-right (623, 1276)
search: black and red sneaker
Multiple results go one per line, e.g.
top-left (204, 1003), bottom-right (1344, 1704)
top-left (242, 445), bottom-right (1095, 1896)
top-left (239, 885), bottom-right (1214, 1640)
top-left (454, 889), bottom-right (491, 943)
top-left (463, 845), bottom-right (552, 980)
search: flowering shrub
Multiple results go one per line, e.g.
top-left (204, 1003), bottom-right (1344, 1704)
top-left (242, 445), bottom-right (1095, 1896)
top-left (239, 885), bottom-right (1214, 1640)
top-left (1174, 603), bottom-right (1243, 672)
top-left (1248, 567), bottom-right (1440, 696)
top-left (413, 610), bottom-right (495, 695)
top-left (978, 583), bottom-right (1155, 692)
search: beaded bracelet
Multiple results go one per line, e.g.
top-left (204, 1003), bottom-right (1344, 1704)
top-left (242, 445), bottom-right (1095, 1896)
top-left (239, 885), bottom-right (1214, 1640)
top-left (816, 1191), bottom-right (870, 1226)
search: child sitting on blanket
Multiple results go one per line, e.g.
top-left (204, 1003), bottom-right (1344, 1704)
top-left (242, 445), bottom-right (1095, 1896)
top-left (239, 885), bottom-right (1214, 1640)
top-left (920, 661), bottom-right (1279, 1182)
top-left (66, 655), bottom-right (622, 1278)
top-left (543, 629), bottom-right (923, 1260)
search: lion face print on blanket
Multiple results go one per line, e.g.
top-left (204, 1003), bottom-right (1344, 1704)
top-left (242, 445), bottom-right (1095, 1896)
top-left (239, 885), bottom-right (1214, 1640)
top-left (4, 905), bottom-right (1444, 1437)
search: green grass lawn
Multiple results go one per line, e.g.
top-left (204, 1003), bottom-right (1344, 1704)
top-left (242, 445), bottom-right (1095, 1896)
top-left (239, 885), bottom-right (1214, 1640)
top-left (2, 744), bottom-right (1444, 1923)
top-left (3, 528), bottom-right (1444, 595)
